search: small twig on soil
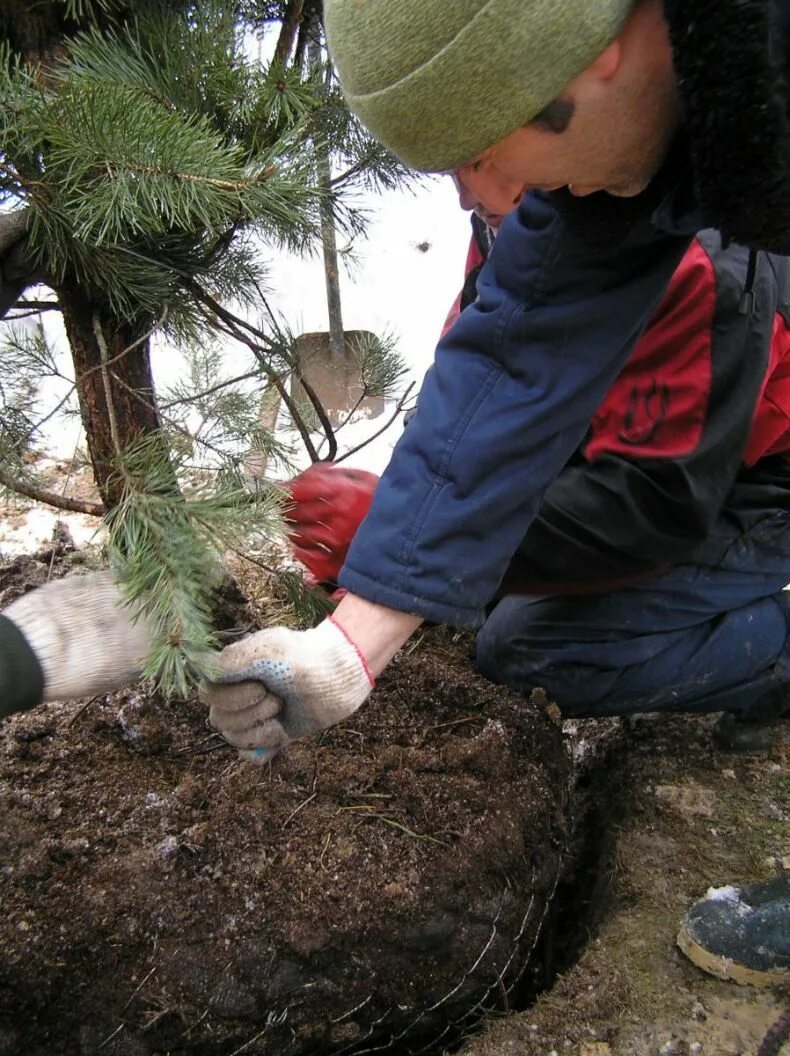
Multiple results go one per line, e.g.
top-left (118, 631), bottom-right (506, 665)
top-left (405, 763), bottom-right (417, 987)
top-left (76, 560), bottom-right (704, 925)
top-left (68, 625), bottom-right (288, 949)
top-left (121, 966), bottom-right (157, 1013)
top-left (141, 1008), bottom-right (175, 1032)
top-left (227, 1026), bottom-right (272, 1056)
top-left (318, 831), bottom-right (331, 872)
top-left (282, 790), bottom-right (317, 828)
top-left (96, 1023), bottom-right (126, 1051)
top-left (197, 759), bottom-right (237, 811)
top-left (180, 1007), bottom-right (210, 1041)
top-left (402, 631), bottom-right (426, 657)
top-left (67, 695), bottom-right (103, 727)
top-left (330, 994), bottom-right (373, 1025)
top-left (322, 726), bottom-right (364, 745)
top-left (424, 716), bottom-right (480, 733)
top-left (497, 974), bottom-right (510, 1015)
top-left (337, 806), bottom-right (451, 848)
top-left (174, 733), bottom-right (229, 756)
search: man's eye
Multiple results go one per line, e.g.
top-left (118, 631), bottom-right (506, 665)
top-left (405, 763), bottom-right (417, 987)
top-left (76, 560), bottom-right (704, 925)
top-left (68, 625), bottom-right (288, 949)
top-left (458, 159), bottom-right (483, 176)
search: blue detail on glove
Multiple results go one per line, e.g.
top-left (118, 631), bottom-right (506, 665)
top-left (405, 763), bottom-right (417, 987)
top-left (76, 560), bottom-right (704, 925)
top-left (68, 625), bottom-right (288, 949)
top-left (218, 657), bottom-right (296, 698)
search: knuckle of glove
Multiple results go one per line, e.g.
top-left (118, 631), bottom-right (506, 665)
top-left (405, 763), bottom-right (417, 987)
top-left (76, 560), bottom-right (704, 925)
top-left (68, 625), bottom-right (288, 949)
top-left (219, 719), bottom-right (285, 751)
top-left (209, 691), bottom-right (282, 734)
top-left (238, 723), bottom-right (291, 765)
top-left (199, 679), bottom-right (268, 713)
top-left (211, 629), bottom-right (294, 683)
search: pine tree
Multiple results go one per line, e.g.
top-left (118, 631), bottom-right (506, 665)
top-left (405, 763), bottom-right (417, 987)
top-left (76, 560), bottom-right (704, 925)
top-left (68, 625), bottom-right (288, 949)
top-left (0, 0), bottom-right (415, 692)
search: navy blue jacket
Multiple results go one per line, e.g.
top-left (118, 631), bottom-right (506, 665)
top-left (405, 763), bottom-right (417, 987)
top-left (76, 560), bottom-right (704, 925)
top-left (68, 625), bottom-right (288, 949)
top-left (340, 0), bottom-right (790, 627)
top-left (340, 193), bottom-right (693, 626)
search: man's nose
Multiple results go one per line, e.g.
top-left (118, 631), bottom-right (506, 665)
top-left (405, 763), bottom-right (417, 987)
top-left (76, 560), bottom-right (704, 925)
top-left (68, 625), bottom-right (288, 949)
top-left (452, 172), bottom-right (479, 212)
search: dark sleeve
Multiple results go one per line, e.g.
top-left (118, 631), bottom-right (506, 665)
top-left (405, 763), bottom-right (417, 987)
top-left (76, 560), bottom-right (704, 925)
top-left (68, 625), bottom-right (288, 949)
top-left (339, 191), bottom-right (693, 628)
top-left (507, 233), bottom-right (779, 591)
top-left (0, 614), bottom-right (44, 719)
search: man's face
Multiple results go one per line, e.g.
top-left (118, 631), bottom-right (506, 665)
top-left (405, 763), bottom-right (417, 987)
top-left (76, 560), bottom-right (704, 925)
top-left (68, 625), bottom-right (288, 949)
top-left (456, 2), bottom-right (679, 203)
top-left (456, 96), bottom-right (674, 202)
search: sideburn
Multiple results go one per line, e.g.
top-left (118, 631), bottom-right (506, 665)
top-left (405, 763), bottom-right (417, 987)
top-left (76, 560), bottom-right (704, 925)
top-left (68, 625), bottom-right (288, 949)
top-left (530, 98), bottom-right (576, 134)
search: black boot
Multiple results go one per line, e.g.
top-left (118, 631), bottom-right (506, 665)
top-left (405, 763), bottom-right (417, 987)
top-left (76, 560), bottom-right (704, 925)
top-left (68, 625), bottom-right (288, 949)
top-left (713, 710), bottom-right (790, 750)
top-left (677, 875), bottom-right (790, 987)
top-left (713, 685), bottom-right (789, 751)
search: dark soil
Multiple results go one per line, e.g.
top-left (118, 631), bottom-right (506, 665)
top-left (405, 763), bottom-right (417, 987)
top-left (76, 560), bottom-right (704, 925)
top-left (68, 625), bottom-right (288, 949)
top-left (0, 559), bottom-right (572, 1056)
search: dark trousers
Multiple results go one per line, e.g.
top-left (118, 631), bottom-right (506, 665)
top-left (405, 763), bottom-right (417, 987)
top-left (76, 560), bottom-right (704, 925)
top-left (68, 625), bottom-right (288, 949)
top-left (476, 513), bottom-right (790, 719)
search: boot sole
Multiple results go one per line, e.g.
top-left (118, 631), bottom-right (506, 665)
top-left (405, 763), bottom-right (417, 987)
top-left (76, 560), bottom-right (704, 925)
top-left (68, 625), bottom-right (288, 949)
top-left (677, 925), bottom-right (790, 987)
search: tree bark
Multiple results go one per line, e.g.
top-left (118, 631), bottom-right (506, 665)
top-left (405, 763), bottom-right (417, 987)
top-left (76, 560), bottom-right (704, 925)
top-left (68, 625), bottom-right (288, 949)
top-left (273, 0), bottom-right (305, 67)
top-left (58, 279), bottom-right (165, 509)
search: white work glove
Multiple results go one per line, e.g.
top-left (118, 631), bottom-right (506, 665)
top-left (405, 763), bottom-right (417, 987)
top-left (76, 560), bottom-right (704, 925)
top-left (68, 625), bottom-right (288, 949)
top-left (199, 617), bottom-right (374, 762)
top-left (4, 571), bottom-right (152, 702)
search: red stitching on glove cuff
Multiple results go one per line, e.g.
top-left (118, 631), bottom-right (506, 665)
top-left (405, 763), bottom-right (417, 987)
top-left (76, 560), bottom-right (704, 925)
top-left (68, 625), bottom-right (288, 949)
top-left (327, 615), bottom-right (375, 687)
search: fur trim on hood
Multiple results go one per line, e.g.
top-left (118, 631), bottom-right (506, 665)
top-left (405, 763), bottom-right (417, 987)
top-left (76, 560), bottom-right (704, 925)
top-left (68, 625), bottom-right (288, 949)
top-left (664, 0), bottom-right (790, 252)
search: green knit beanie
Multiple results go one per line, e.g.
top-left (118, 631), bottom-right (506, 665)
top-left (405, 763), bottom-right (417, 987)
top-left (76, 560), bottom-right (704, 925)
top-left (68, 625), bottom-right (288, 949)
top-left (324, 0), bottom-right (634, 172)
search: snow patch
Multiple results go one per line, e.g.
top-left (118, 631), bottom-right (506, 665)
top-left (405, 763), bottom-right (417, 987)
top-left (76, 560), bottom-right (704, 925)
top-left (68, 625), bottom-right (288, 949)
top-left (704, 884), bottom-right (741, 903)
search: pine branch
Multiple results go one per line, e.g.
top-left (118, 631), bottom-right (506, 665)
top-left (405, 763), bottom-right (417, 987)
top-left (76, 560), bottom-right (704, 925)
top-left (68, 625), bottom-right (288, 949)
top-left (105, 159), bottom-right (276, 193)
top-left (106, 434), bottom-right (283, 694)
top-left (316, 390), bottom-right (365, 454)
top-left (161, 368), bottom-right (264, 411)
top-left (335, 382), bottom-right (416, 463)
top-left (220, 318), bottom-right (319, 462)
top-left (105, 362), bottom-right (266, 470)
top-left (187, 280), bottom-right (320, 462)
top-left (11, 385), bottom-right (78, 452)
top-left (12, 300), bottom-right (61, 311)
top-left (0, 463), bottom-right (104, 515)
top-left (296, 371), bottom-right (337, 461)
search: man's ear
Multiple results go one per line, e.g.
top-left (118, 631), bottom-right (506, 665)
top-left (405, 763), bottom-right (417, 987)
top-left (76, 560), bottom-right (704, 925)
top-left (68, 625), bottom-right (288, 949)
top-left (565, 38), bottom-right (623, 100)
top-left (587, 39), bottom-right (623, 83)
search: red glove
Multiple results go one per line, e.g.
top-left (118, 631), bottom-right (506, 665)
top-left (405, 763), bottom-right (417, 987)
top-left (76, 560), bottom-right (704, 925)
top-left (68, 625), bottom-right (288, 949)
top-left (284, 463), bottom-right (379, 586)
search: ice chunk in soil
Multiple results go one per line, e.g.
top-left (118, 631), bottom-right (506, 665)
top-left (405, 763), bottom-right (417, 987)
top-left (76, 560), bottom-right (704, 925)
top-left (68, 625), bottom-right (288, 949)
top-left (704, 885), bottom-right (742, 903)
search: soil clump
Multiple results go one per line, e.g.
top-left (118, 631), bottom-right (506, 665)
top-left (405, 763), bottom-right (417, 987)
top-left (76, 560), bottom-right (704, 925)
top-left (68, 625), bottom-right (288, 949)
top-left (0, 555), bottom-right (571, 1056)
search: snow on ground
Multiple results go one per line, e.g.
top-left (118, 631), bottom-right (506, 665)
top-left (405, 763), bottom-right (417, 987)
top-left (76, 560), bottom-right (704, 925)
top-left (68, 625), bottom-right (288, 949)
top-left (0, 506), bottom-right (104, 557)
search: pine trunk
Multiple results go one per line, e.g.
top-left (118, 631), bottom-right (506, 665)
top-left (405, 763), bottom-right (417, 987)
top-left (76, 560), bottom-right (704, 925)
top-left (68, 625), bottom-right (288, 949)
top-left (58, 279), bottom-right (164, 509)
top-left (3, 1), bottom-right (171, 513)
